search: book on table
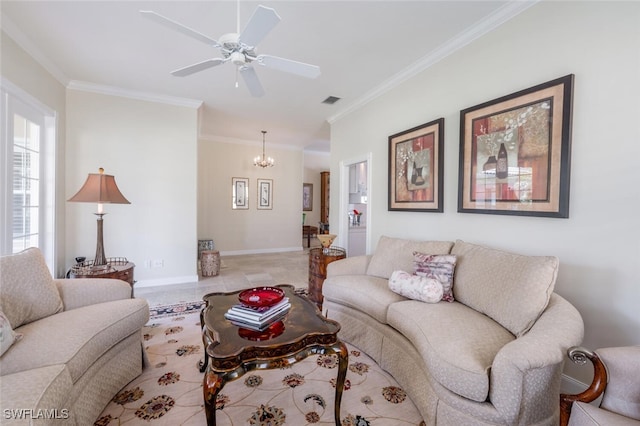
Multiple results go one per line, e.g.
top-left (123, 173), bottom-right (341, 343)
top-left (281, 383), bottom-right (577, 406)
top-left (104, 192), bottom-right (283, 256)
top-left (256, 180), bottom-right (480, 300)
top-left (225, 298), bottom-right (291, 330)
top-left (227, 311), bottom-right (289, 331)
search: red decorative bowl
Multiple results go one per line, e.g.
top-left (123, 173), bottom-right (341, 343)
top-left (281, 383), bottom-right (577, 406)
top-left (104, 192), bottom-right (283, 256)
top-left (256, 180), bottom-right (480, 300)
top-left (238, 321), bottom-right (285, 341)
top-left (238, 286), bottom-right (285, 308)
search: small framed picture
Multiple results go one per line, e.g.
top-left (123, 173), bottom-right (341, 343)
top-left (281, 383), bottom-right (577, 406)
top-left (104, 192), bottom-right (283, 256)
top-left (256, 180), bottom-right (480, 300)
top-left (257, 178), bottom-right (273, 210)
top-left (388, 118), bottom-right (445, 212)
top-left (303, 183), bottom-right (313, 211)
top-left (232, 177), bottom-right (249, 210)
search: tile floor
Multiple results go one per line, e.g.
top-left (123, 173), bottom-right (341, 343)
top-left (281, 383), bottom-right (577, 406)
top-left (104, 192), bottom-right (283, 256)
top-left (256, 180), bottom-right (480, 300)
top-left (135, 239), bottom-right (322, 306)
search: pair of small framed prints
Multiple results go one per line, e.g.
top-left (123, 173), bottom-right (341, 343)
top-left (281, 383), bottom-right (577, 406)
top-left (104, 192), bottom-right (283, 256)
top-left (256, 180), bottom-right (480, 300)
top-left (232, 178), bottom-right (272, 210)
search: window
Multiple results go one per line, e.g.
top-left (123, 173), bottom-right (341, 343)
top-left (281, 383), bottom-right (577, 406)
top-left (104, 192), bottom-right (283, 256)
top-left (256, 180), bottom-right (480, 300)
top-left (1, 78), bottom-right (56, 273)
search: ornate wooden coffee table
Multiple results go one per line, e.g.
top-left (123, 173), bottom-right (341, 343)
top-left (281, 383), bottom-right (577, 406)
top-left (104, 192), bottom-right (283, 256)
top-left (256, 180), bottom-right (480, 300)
top-left (199, 284), bottom-right (348, 426)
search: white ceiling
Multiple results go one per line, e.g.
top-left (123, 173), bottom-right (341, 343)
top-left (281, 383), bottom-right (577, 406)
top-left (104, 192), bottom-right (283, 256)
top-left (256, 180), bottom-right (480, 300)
top-left (1, 1), bottom-right (535, 152)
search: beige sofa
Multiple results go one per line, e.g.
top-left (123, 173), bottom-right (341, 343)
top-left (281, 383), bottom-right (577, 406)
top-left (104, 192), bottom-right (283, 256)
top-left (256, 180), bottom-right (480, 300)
top-left (323, 236), bottom-right (584, 425)
top-left (0, 248), bottom-right (149, 425)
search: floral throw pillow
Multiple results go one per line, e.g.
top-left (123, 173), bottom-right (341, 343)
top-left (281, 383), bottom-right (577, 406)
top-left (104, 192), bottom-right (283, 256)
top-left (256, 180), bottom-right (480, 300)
top-left (413, 252), bottom-right (457, 302)
top-left (0, 310), bottom-right (23, 356)
top-left (389, 270), bottom-right (444, 304)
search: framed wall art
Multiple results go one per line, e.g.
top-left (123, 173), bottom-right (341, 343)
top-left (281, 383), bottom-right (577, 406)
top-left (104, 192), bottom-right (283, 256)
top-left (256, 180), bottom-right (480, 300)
top-left (257, 178), bottom-right (273, 210)
top-left (232, 177), bottom-right (249, 210)
top-left (458, 74), bottom-right (574, 218)
top-left (388, 118), bottom-right (444, 212)
top-left (302, 183), bottom-right (313, 211)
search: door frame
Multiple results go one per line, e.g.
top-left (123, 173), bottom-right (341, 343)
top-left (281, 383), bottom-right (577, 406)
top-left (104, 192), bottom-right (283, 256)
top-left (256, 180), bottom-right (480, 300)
top-left (338, 152), bottom-right (372, 255)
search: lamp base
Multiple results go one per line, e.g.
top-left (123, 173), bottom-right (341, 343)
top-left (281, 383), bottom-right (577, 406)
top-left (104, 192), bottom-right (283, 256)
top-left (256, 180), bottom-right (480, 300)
top-left (94, 214), bottom-right (107, 266)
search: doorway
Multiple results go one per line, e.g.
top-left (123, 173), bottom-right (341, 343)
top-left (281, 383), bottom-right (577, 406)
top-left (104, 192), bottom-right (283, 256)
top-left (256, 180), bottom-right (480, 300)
top-left (339, 154), bottom-right (372, 256)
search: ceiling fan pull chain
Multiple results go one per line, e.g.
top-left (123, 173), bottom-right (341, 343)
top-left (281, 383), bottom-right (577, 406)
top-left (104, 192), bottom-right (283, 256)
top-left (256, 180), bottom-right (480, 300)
top-left (235, 67), bottom-right (239, 88)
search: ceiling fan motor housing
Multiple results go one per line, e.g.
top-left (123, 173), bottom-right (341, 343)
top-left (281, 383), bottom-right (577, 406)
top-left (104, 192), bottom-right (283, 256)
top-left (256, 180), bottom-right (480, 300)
top-left (219, 33), bottom-right (256, 65)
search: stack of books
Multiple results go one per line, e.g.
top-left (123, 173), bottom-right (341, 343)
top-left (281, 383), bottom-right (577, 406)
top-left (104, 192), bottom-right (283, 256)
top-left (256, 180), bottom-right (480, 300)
top-left (225, 298), bottom-right (291, 331)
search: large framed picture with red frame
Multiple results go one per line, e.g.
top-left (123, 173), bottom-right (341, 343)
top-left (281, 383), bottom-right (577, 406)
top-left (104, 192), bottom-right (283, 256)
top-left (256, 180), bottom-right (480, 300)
top-left (458, 74), bottom-right (574, 218)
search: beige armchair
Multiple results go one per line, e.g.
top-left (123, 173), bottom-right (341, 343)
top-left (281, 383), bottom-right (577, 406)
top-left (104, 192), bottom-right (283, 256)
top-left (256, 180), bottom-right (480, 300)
top-left (560, 345), bottom-right (640, 425)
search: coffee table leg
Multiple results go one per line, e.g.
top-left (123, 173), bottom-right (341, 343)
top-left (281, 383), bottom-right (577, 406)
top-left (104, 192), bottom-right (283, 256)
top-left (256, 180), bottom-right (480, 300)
top-left (203, 369), bottom-right (225, 426)
top-left (332, 341), bottom-right (349, 425)
top-left (199, 309), bottom-right (209, 373)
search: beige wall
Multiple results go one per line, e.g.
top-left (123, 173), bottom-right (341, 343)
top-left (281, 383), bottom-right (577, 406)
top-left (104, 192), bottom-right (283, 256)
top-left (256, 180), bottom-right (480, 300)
top-left (198, 138), bottom-right (305, 254)
top-left (330, 1), bottom-right (640, 385)
top-left (1, 30), bottom-right (67, 276)
top-left (66, 90), bottom-right (198, 285)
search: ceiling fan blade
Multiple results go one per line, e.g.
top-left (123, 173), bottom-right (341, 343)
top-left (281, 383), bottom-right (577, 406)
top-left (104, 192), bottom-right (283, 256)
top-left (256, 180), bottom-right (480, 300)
top-left (256, 55), bottom-right (321, 79)
top-left (239, 5), bottom-right (281, 48)
top-left (140, 10), bottom-right (219, 47)
top-left (171, 58), bottom-right (226, 77)
top-left (240, 66), bottom-right (265, 97)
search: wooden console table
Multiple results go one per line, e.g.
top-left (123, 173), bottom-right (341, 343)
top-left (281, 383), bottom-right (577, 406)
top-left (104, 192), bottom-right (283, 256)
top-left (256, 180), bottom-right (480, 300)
top-left (308, 247), bottom-right (346, 310)
top-left (69, 258), bottom-right (135, 296)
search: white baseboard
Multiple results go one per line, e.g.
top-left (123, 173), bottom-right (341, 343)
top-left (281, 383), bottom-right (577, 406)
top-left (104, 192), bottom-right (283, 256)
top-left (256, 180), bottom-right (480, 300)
top-left (135, 275), bottom-right (199, 288)
top-left (561, 373), bottom-right (587, 395)
top-left (560, 373), bottom-right (603, 406)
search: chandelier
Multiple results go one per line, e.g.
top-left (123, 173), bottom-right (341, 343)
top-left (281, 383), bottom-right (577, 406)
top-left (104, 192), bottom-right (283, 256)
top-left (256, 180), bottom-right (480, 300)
top-left (253, 130), bottom-right (275, 168)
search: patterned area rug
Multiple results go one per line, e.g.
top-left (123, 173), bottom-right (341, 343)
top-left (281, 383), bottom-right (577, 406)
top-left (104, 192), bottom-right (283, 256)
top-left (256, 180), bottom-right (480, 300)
top-left (149, 301), bottom-right (206, 319)
top-left (96, 303), bottom-right (425, 426)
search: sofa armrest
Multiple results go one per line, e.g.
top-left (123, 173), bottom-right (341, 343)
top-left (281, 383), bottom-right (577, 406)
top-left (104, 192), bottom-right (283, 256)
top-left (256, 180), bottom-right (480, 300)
top-left (489, 293), bottom-right (584, 424)
top-left (327, 255), bottom-right (371, 277)
top-left (55, 278), bottom-right (133, 311)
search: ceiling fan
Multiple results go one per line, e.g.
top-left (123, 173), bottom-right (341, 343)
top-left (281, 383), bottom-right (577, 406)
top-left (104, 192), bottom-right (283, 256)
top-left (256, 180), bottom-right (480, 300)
top-left (140, 4), bottom-right (321, 97)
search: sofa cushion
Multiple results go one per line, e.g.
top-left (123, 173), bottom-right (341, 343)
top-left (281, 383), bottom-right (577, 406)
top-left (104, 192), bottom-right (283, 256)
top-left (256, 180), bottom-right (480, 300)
top-left (569, 401), bottom-right (638, 426)
top-left (1, 298), bottom-right (149, 381)
top-left (322, 275), bottom-right (405, 324)
top-left (366, 236), bottom-right (453, 279)
top-left (598, 346), bottom-right (640, 420)
top-left (1, 310), bottom-right (23, 356)
top-left (0, 248), bottom-right (63, 328)
top-left (413, 252), bottom-right (457, 302)
top-left (451, 240), bottom-right (558, 337)
top-left (388, 270), bottom-right (443, 303)
top-left (387, 300), bottom-right (514, 402)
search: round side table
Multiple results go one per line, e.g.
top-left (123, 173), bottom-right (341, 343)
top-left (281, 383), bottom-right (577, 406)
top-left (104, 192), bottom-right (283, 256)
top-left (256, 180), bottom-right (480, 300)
top-left (308, 247), bottom-right (346, 310)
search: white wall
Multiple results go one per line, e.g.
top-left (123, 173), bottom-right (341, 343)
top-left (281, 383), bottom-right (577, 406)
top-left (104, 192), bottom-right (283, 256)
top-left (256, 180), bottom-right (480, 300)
top-left (330, 1), bottom-right (640, 384)
top-left (198, 138), bottom-right (304, 254)
top-left (66, 90), bottom-right (198, 285)
top-left (1, 30), bottom-right (67, 276)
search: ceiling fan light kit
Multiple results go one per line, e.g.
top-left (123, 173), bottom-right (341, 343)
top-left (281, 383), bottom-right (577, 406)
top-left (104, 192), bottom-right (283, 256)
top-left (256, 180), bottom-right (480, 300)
top-left (141, 4), bottom-right (320, 97)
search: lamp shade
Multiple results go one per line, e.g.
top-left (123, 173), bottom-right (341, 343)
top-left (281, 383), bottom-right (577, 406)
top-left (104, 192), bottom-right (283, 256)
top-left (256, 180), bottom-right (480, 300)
top-left (68, 168), bottom-right (130, 204)
top-left (67, 168), bottom-right (129, 266)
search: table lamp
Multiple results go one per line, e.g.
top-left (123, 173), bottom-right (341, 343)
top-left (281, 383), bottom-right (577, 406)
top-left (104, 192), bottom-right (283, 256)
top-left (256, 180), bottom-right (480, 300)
top-left (68, 168), bottom-right (130, 266)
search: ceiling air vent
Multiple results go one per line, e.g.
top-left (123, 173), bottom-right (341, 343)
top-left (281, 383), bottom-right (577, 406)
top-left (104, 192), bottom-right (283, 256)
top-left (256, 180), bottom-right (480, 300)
top-left (322, 96), bottom-right (341, 105)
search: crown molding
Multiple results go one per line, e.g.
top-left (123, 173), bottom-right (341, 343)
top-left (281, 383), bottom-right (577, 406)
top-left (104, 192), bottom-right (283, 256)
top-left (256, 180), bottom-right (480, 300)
top-left (67, 80), bottom-right (203, 109)
top-left (1, 15), bottom-right (202, 110)
top-left (327, 0), bottom-right (539, 124)
top-left (1, 15), bottom-right (70, 86)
